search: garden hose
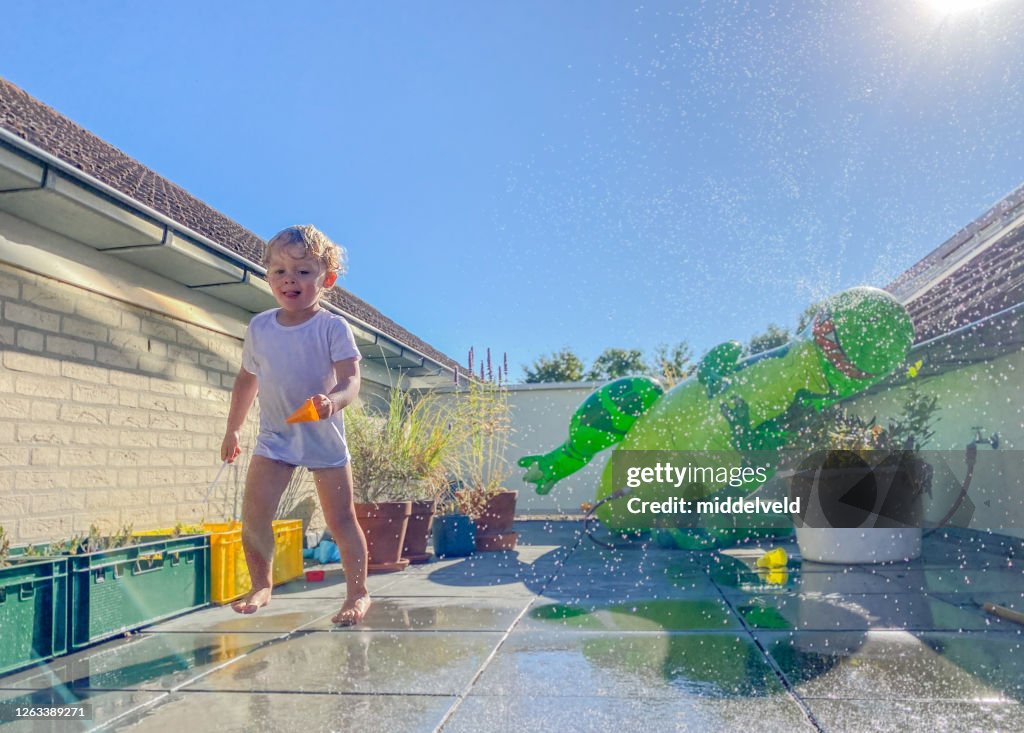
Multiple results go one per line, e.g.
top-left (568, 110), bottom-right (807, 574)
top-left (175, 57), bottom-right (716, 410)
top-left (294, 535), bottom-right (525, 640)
top-left (583, 488), bottom-right (646, 550)
top-left (924, 442), bottom-right (977, 537)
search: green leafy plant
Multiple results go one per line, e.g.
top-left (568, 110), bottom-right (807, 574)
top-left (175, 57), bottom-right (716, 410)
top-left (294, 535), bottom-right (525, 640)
top-left (0, 526), bottom-right (10, 568)
top-left (346, 386), bottom-right (460, 504)
top-left (784, 372), bottom-right (940, 475)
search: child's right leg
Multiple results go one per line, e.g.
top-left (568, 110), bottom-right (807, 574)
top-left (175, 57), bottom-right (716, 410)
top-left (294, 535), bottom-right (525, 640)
top-left (231, 455), bottom-right (293, 614)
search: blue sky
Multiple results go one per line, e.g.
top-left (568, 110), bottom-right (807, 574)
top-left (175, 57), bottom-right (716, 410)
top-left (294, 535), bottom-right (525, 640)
top-left (3, 1), bottom-right (1023, 378)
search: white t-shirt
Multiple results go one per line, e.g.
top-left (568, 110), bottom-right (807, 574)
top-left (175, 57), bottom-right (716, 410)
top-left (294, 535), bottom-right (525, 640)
top-left (241, 308), bottom-right (362, 469)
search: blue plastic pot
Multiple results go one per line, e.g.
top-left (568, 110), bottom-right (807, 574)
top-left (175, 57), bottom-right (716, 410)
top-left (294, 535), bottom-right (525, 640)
top-left (432, 514), bottom-right (476, 558)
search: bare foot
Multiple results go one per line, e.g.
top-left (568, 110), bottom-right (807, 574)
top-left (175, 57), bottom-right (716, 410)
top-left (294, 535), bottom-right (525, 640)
top-left (332, 594), bottom-right (371, 626)
top-left (231, 587), bottom-right (272, 615)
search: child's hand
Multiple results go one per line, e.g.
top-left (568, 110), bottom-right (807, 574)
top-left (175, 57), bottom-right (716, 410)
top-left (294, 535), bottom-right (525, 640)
top-left (221, 431), bottom-right (241, 463)
top-left (310, 393), bottom-right (335, 419)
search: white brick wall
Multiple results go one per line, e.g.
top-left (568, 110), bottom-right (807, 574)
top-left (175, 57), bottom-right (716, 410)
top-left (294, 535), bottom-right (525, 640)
top-left (0, 263), bottom-right (254, 543)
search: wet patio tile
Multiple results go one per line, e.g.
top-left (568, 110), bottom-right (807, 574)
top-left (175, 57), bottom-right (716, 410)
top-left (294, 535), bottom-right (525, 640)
top-left (733, 592), bottom-right (991, 631)
top-left (106, 690), bottom-right (454, 733)
top-left (524, 597), bottom-right (741, 632)
top-left (855, 564), bottom-right (1024, 594)
top-left (181, 630), bottom-right (503, 696)
top-left (382, 577), bottom-right (543, 599)
top-left (443, 693), bottom-right (815, 732)
top-left (471, 630), bottom-right (784, 699)
top-left (145, 598), bottom-right (339, 634)
top-left (925, 591), bottom-right (1024, 630)
top-left (0, 632), bottom-right (280, 692)
top-left (804, 699), bottom-right (1024, 732)
top-left (262, 567), bottom-right (406, 601)
top-left (302, 596), bottom-right (530, 632)
top-left (758, 630), bottom-right (1024, 702)
top-left (539, 577), bottom-right (721, 604)
top-left (0, 687), bottom-right (164, 732)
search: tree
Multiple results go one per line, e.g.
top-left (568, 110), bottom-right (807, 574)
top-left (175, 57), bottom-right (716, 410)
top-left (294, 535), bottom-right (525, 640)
top-left (745, 324), bottom-right (790, 356)
top-left (652, 341), bottom-right (695, 388)
top-left (586, 348), bottom-right (648, 381)
top-left (523, 348), bottom-right (586, 383)
top-left (796, 301), bottom-right (825, 333)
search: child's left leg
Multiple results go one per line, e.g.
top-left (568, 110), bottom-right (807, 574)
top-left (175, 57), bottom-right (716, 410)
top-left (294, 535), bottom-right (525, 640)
top-left (313, 464), bottom-right (371, 626)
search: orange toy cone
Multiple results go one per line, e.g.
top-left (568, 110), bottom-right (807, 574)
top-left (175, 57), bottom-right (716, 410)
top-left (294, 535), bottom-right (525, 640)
top-left (286, 398), bottom-right (320, 424)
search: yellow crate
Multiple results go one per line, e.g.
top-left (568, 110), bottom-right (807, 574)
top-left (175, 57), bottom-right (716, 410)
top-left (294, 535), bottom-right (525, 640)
top-left (135, 520), bottom-right (304, 604)
top-left (203, 520), bottom-right (304, 604)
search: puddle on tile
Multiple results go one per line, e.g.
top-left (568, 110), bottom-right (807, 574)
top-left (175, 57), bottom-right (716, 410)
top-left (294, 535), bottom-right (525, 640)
top-left (444, 693), bottom-right (814, 732)
top-left (805, 699), bottom-right (1024, 732)
top-left (108, 690), bottom-right (453, 732)
top-left (0, 687), bottom-right (165, 732)
top-left (736, 592), bottom-right (990, 631)
top-left (474, 630), bottom-right (783, 699)
top-left (303, 596), bottom-right (529, 632)
top-left (527, 599), bottom-right (740, 631)
top-left (760, 630), bottom-right (1024, 703)
top-left (0, 633), bottom-right (281, 693)
top-left (147, 600), bottom-right (335, 634)
top-left (182, 630), bottom-right (502, 696)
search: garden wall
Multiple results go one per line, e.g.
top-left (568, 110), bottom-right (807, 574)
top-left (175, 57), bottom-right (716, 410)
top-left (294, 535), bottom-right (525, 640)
top-left (0, 260), bottom-right (254, 543)
top-left (0, 214), bottom-right (260, 543)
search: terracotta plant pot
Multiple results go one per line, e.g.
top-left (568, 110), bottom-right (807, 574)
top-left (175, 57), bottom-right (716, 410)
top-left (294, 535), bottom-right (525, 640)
top-left (402, 500), bottom-right (436, 564)
top-left (355, 501), bottom-right (412, 573)
top-left (470, 489), bottom-right (518, 552)
top-left (475, 531), bottom-right (518, 552)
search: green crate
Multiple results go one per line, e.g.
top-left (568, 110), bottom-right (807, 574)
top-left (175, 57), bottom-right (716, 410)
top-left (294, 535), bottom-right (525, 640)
top-left (67, 535), bottom-right (210, 651)
top-left (0, 557), bottom-right (68, 676)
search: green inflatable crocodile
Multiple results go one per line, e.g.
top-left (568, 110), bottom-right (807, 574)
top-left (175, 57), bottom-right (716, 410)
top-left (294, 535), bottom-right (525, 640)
top-left (518, 286), bottom-right (914, 548)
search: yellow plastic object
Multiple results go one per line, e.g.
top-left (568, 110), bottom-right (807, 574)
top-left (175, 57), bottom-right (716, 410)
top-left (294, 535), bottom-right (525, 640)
top-left (202, 519), bottom-right (304, 604)
top-left (756, 547), bottom-right (789, 569)
top-left (761, 568), bottom-right (789, 586)
top-left (134, 525), bottom-right (204, 539)
top-left (286, 398), bottom-right (320, 424)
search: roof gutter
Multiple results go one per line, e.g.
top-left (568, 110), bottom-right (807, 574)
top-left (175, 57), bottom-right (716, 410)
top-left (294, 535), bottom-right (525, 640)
top-left (0, 126), bottom-right (266, 276)
top-left (0, 125), bottom-right (463, 385)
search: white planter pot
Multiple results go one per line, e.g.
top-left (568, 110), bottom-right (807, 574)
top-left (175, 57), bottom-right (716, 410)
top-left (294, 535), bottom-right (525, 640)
top-left (795, 526), bottom-right (921, 564)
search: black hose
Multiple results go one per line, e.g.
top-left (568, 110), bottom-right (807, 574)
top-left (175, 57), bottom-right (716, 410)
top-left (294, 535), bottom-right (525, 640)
top-left (924, 443), bottom-right (977, 537)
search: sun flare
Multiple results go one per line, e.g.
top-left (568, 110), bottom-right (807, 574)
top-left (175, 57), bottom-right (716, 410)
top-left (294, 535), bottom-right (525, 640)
top-left (928, 0), bottom-right (1000, 15)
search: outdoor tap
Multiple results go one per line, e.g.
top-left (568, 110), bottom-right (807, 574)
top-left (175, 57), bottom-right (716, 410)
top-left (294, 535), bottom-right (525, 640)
top-left (969, 427), bottom-right (1000, 450)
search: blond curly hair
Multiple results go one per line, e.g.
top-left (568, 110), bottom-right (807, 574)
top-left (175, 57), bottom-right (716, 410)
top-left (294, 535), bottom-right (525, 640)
top-left (263, 225), bottom-right (347, 276)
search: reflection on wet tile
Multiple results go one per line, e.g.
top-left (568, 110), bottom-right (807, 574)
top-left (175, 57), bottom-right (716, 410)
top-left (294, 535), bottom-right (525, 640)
top-left (735, 592), bottom-right (989, 631)
top-left (183, 631), bottom-right (502, 695)
top-left (0, 633), bottom-right (280, 692)
top-left (926, 591), bottom-right (1024, 630)
top-left (303, 596), bottom-right (530, 632)
top-left (760, 630), bottom-right (1024, 702)
top-left (805, 699), bottom-right (1024, 732)
top-left (858, 565), bottom-right (1024, 594)
top-left (542, 566), bottom-right (721, 603)
top-left (474, 630), bottom-right (783, 699)
top-left (0, 687), bottom-right (164, 732)
top-left (147, 599), bottom-right (337, 633)
top-left (108, 690), bottom-right (453, 732)
top-left (921, 532), bottom-right (1021, 569)
top-left (525, 598), bottom-right (740, 631)
top-left (2, 520), bottom-right (1023, 732)
top-left (444, 693), bottom-right (814, 732)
